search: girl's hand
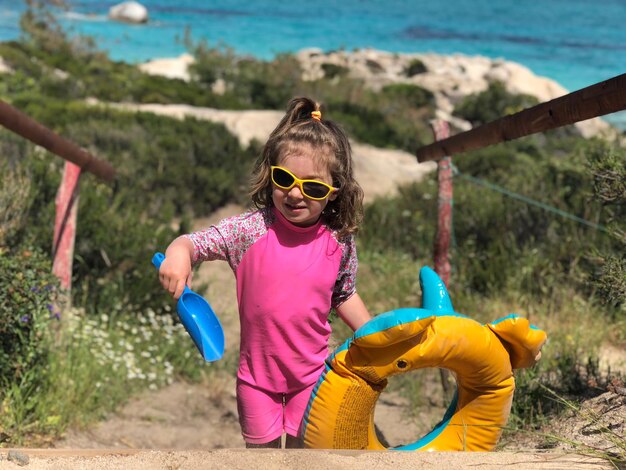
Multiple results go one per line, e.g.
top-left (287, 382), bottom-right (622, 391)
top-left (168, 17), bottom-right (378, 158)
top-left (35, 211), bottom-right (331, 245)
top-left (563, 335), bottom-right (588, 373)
top-left (160, 237), bottom-right (195, 300)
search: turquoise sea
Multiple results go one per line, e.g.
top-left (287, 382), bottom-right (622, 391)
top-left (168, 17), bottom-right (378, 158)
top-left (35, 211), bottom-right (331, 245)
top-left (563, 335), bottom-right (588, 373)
top-left (1, 0), bottom-right (624, 126)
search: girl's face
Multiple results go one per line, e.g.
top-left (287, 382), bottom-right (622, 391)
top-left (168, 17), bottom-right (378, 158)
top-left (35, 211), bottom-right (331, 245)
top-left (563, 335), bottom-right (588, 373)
top-left (272, 151), bottom-right (337, 227)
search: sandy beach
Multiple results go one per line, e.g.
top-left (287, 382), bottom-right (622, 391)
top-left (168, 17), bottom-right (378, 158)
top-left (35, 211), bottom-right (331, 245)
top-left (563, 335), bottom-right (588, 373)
top-left (0, 448), bottom-right (613, 469)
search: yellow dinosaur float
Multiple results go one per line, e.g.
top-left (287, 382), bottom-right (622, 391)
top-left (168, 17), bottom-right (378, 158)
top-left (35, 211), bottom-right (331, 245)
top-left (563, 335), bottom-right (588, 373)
top-left (301, 266), bottom-right (546, 451)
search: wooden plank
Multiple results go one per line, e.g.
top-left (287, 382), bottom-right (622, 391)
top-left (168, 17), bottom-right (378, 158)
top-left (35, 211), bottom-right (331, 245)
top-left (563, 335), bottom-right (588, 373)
top-left (0, 99), bottom-right (115, 181)
top-left (416, 73), bottom-right (626, 163)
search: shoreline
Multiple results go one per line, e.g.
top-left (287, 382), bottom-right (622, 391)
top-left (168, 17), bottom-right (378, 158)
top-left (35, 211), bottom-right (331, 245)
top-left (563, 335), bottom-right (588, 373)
top-left (2, 0), bottom-right (623, 95)
top-left (137, 48), bottom-right (619, 136)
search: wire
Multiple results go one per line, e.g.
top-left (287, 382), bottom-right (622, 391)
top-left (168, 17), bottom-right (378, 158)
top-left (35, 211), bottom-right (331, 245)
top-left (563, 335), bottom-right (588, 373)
top-left (450, 163), bottom-right (610, 234)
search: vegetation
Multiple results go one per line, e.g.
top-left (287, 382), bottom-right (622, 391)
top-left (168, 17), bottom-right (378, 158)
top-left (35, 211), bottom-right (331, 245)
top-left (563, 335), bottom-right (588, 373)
top-left (0, 246), bottom-right (59, 394)
top-left (0, 1), bottom-right (623, 456)
top-left (320, 63), bottom-right (350, 79)
top-left (453, 81), bottom-right (540, 126)
top-left (403, 58), bottom-right (428, 77)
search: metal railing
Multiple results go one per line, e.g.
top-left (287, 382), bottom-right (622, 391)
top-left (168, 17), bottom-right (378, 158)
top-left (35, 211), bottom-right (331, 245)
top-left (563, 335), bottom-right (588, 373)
top-left (416, 73), bottom-right (626, 163)
top-left (0, 99), bottom-right (115, 181)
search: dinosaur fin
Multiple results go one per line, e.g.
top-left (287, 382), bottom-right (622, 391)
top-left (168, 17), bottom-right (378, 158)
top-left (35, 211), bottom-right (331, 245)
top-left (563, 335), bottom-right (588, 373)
top-left (420, 266), bottom-right (455, 314)
top-left (488, 315), bottom-right (547, 369)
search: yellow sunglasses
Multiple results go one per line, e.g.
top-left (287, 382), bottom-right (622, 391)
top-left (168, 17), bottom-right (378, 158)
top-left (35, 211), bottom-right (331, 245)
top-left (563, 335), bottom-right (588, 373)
top-left (271, 166), bottom-right (337, 201)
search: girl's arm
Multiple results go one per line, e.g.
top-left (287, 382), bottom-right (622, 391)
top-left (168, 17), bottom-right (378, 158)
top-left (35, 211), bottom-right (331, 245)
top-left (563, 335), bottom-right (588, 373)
top-left (159, 236), bottom-right (195, 300)
top-left (336, 293), bottom-right (371, 331)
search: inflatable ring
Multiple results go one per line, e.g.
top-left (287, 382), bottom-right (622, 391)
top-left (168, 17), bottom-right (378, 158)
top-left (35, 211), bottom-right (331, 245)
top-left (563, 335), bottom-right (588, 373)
top-left (302, 266), bottom-right (547, 451)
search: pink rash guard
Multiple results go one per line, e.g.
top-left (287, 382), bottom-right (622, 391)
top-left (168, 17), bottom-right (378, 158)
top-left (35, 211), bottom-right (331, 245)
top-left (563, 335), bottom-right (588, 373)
top-left (185, 207), bottom-right (358, 393)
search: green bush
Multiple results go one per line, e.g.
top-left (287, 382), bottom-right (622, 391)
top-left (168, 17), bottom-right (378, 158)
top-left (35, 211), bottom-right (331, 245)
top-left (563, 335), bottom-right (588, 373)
top-left (307, 82), bottom-right (435, 150)
top-left (226, 54), bottom-right (304, 109)
top-left (0, 246), bottom-right (59, 390)
top-left (325, 99), bottom-right (399, 148)
top-left (403, 58), bottom-right (428, 77)
top-left (360, 136), bottom-right (620, 302)
top-left (321, 63), bottom-right (349, 79)
top-left (586, 141), bottom-right (626, 308)
top-left (376, 84), bottom-right (435, 150)
top-left (186, 38), bottom-right (238, 87)
top-left (365, 59), bottom-right (385, 74)
top-left (594, 256), bottom-right (626, 309)
top-left (0, 34), bottom-right (230, 107)
top-left (0, 42), bottom-right (47, 78)
top-left (379, 83), bottom-right (434, 109)
top-left (187, 37), bottom-right (304, 110)
top-left (359, 181), bottom-right (437, 259)
top-left (10, 99), bottom-right (254, 216)
top-left (453, 81), bottom-right (539, 126)
top-left (0, 150), bottom-right (33, 246)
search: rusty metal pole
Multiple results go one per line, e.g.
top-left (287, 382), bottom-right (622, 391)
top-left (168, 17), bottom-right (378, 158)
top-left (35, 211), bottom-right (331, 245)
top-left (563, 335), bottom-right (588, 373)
top-left (0, 99), bottom-right (116, 292)
top-left (416, 73), bottom-right (626, 163)
top-left (430, 119), bottom-right (454, 402)
top-left (0, 99), bottom-right (115, 181)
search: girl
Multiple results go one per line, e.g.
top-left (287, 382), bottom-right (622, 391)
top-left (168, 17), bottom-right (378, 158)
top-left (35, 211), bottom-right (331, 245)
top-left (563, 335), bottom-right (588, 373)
top-left (157, 96), bottom-right (371, 448)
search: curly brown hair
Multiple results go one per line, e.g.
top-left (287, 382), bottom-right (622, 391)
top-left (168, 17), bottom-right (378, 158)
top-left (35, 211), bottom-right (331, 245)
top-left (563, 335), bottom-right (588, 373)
top-left (249, 97), bottom-right (364, 239)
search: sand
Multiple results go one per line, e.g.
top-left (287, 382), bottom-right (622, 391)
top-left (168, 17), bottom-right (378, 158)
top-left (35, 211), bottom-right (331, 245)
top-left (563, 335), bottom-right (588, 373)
top-left (0, 448), bottom-right (612, 470)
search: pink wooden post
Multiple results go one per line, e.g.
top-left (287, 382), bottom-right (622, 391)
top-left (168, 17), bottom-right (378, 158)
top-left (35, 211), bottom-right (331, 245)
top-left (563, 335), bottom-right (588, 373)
top-left (52, 161), bottom-right (82, 291)
top-left (431, 120), bottom-right (452, 287)
top-left (430, 119), bottom-right (454, 401)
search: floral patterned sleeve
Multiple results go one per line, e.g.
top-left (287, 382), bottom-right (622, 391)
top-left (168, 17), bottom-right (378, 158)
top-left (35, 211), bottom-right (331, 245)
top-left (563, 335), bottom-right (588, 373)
top-left (331, 234), bottom-right (358, 308)
top-left (184, 210), bottom-right (269, 272)
top-left (185, 225), bottom-right (229, 265)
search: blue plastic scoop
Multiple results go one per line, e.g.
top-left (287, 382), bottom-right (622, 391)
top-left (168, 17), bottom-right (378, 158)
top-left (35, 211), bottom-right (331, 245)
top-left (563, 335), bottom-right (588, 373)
top-left (152, 252), bottom-right (225, 362)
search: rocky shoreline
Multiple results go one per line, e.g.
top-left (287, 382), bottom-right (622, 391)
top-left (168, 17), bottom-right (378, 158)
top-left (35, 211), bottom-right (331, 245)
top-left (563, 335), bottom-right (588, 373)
top-left (139, 48), bottom-right (613, 138)
top-left (1, 45), bottom-right (613, 139)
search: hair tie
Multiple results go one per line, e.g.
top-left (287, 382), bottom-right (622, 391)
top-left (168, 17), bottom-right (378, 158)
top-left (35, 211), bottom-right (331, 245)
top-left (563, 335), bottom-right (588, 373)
top-left (311, 111), bottom-right (322, 121)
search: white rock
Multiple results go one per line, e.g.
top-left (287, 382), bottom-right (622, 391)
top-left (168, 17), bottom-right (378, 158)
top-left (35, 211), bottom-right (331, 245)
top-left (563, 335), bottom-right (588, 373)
top-left (487, 61), bottom-right (568, 102)
top-left (294, 49), bottom-right (613, 137)
top-left (108, 1), bottom-right (148, 24)
top-left (139, 54), bottom-right (195, 81)
top-left (0, 57), bottom-right (13, 74)
top-left (351, 143), bottom-right (436, 202)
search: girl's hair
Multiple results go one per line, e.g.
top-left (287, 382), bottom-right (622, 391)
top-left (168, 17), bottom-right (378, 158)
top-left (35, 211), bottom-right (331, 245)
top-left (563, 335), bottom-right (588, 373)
top-left (250, 96), bottom-right (364, 239)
